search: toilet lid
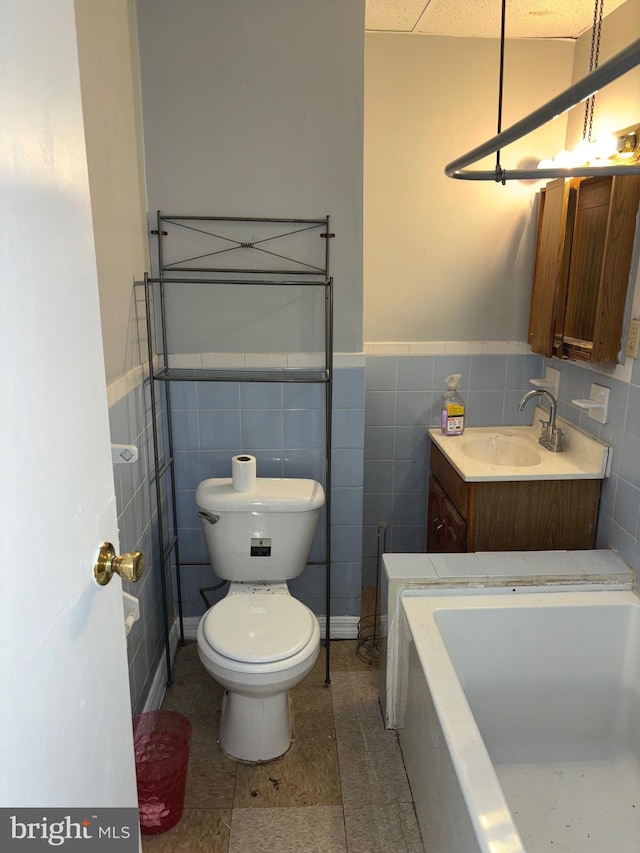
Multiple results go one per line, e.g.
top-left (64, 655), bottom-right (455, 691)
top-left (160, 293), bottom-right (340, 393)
top-left (201, 596), bottom-right (315, 664)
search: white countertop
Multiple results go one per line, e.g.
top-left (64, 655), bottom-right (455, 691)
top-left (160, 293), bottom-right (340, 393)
top-left (428, 407), bottom-right (610, 482)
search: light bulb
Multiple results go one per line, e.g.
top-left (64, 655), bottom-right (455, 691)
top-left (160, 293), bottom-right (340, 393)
top-left (592, 134), bottom-right (617, 159)
top-left (537, 159), bottom-right (555, 169)
top-left (553, 150), bottom-right (575, 168)
top-left (572, 140), bottom-right (596, 165)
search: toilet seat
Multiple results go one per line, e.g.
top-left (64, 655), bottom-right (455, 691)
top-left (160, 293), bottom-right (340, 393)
top-left (201, 595), bottom-right (315, 664)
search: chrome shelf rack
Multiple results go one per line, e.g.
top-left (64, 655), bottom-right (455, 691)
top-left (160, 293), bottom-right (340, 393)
top-left (143, 213), bottom-right (334, 686)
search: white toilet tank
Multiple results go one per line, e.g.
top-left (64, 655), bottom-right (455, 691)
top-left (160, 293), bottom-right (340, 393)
top-left (195, 477), bottom-right (325, 582)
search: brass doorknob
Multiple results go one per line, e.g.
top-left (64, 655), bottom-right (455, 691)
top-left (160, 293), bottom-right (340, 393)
top-left (94, 542), bottom-right (145, 586)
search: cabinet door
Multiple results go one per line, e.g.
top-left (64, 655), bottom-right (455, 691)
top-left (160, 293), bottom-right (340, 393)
top-left (528, 178), bottom-right (578, 357)
top-left (569, 175), bottom-right (640, 363)
top-left (442, 496), bottom-right (467, 552)
top-left (426, 476), bottom-right (467, 553)
top-left (427, 475), bottom-right (446, 552)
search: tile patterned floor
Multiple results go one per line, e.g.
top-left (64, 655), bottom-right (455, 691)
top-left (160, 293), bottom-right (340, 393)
top-left (140, 638), bottom-right (424, 852)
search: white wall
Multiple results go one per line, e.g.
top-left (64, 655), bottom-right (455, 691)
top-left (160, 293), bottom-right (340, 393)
top-left (73, 0), bottom-right (638, 366)
top-left (75, 0), bottom-right (150, 385)
top-left (364, 34), bottom-right (575, 343)
top-left (566, 0), bottom-right (640, 148)
top-left (135, 0), bottom-right (365, 354)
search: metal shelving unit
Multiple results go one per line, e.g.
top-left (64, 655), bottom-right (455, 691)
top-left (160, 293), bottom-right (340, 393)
top-left (143, 213), bottom-right (334, 685)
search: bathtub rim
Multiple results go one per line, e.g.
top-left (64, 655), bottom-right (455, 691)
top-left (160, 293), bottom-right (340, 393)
top-left (380, 549), bottom-right (635, 731)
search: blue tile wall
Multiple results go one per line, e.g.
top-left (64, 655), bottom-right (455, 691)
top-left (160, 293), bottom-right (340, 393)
top-left (542, 357), bottom-right (640, 572)
top-left (363, 351), bottom-right (640, 585)
top-left (111, 350), bottom-right (640, 677)
top-left (171, 367), bottom-right (365, 618)
top-left (362, 353), bottom-right (544, 585)
top-left (109, 380), bottom-right (171, 717)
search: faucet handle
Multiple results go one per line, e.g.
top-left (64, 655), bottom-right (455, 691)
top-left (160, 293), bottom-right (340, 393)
top-left (538, 418), bottom-right (550, 441)
top-left (550, 426), bottom-right (563, 452)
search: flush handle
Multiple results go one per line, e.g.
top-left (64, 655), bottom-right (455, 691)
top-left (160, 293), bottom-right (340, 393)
top-left (94, 542), bottom-right (145, 586)
top-left (198, 510), bottom-right (220, 525)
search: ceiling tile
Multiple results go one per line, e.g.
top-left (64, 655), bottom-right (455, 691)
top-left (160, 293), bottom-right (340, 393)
top-left (365, 0), bottom-right (430, 32)
top-left (365, 0), bottom-right (630, 39)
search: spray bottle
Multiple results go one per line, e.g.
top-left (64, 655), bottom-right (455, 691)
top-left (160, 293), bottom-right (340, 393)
top-left (441, 374), bottom-right (465, 436)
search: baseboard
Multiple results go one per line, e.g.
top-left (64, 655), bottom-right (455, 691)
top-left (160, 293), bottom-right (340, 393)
top-left (180, 617), bottom-right (199, 641)
top-left (142, 620), bottom-right (182, 713)
top-left (179, 614), bottom-right (360, 642)
top-left (318, 615), bottom-right (360, 640)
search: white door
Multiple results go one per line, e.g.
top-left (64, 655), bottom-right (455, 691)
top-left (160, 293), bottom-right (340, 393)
top-left (0, 0), bottom-right (138, 814)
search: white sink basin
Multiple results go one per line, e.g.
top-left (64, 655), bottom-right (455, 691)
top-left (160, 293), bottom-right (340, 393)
top-left (460, 434), bottom-right (541, 467)
top-left (428, 408), bottom-right (610, 482)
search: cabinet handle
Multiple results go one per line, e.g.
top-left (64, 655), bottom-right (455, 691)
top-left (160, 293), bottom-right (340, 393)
top-left (433, 516), bottom-right (445, 548)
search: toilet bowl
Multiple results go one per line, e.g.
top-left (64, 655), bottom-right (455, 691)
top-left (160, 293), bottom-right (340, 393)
top-left (194, 472), bottom-right (325, 763)
top-left (197, 586), bottom-right (320, 762)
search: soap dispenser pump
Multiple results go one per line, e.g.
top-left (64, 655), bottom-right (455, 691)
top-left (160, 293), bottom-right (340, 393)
top-left (441, 374), bottom-right (465, 436)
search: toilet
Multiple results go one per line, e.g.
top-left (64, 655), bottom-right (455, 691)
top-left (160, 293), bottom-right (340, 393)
top-left (195, 475), bottom-right (325, 762)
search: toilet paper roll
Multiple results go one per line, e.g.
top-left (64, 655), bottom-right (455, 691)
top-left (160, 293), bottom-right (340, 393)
top-left (232, 454), bottom-right (256, 491)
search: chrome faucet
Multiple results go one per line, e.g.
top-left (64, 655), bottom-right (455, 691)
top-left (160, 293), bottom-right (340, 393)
top-left (517, 389), bottom-right (563, 452)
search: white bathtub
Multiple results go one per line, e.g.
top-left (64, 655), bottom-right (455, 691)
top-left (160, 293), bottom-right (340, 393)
top-left (399, 589), bottom-right (640, 853)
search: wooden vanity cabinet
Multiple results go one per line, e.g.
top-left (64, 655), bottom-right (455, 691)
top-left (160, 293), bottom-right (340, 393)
top-left (426, 443), bottom-right (601, 553)
top-left (528, 174), bottom-right (640, 363)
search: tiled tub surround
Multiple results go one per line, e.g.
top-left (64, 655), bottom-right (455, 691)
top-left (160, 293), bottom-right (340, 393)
top-left (363, 348), bottom-right (640, 582)
top-left (168, 364), bottom-right (365, 622)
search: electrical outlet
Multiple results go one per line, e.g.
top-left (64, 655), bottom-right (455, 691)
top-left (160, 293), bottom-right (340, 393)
top-left (626, 318), bottom-right (640, 359)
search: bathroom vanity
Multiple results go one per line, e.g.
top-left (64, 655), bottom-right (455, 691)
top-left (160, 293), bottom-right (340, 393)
top-left (427, 443), bottom-right (601, 551)
top-left (426, 409), bottom-right (610, 553)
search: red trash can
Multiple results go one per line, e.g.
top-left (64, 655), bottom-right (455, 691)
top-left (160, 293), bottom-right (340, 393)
top-left (133, 710), bottom-right (192, 835)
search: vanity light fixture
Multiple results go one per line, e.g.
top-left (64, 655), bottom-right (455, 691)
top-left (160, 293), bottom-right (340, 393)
top-left (538, 124), bottom-right (640, 172)
top-left (445, 0), bottom-right (640, 183)
top-left (536, 3), bottom-right (640, 175)
top-left (617, 126), bottom-right (639, 158)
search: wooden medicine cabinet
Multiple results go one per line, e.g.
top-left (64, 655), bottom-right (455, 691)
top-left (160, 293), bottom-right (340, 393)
top-left (528, 174), bottom-right (640, 363)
